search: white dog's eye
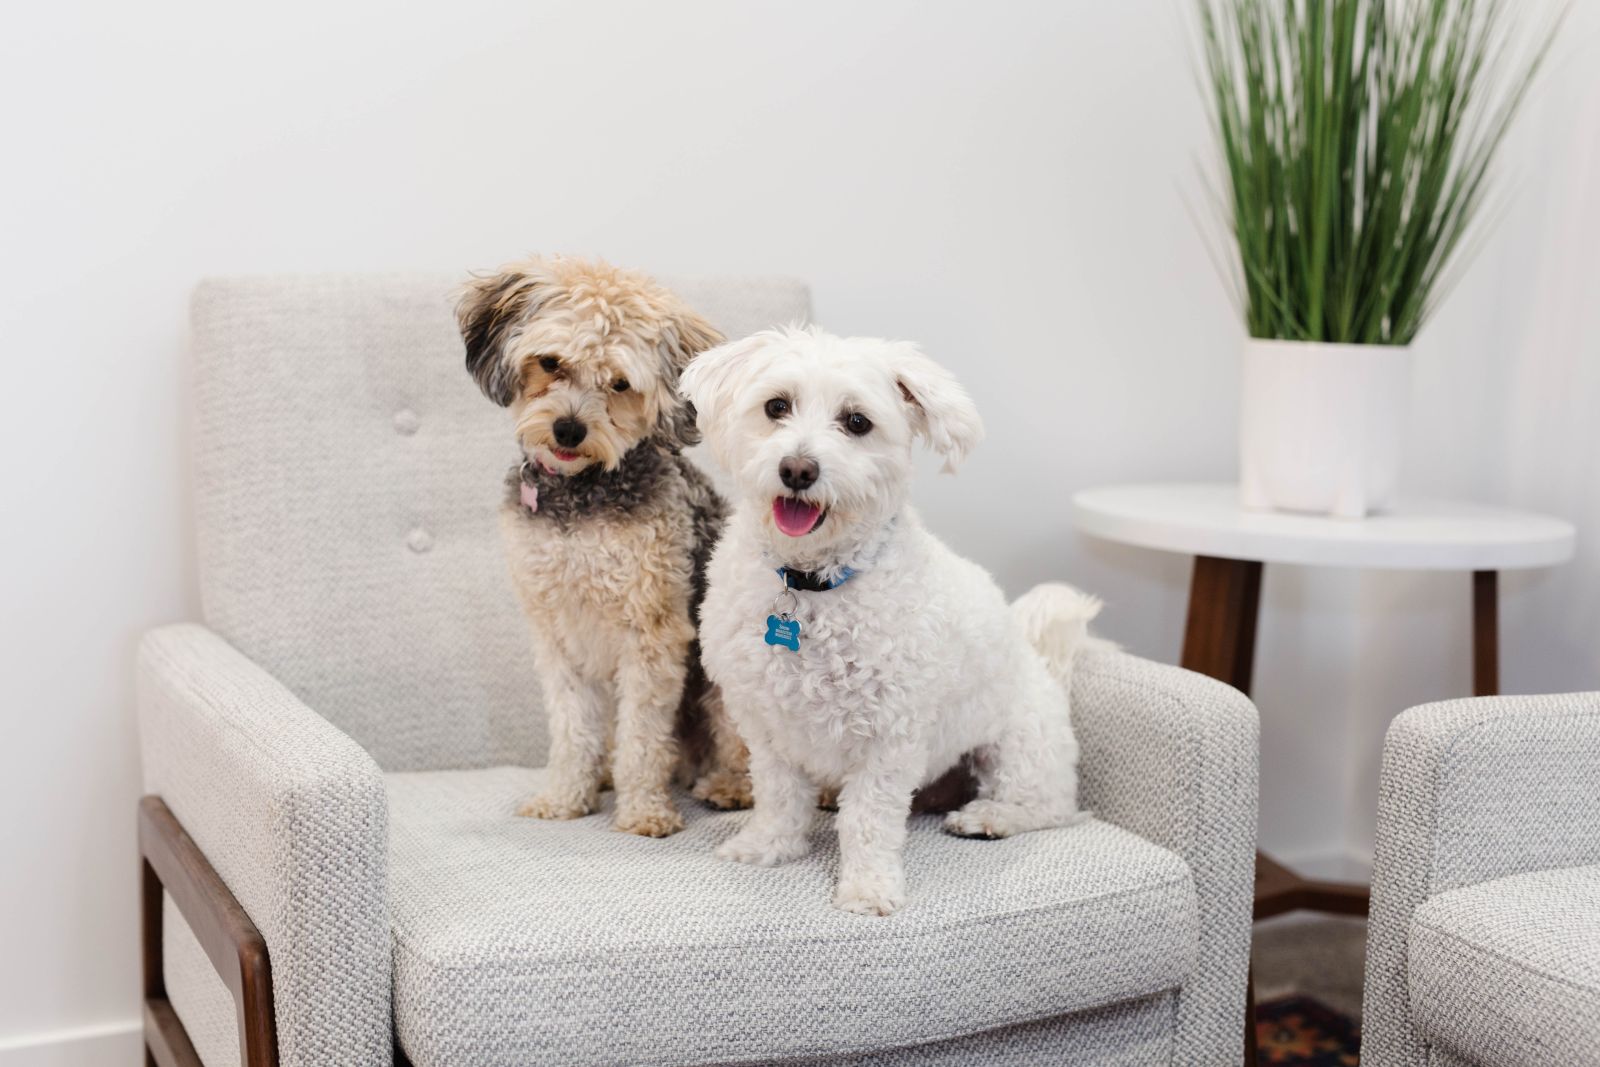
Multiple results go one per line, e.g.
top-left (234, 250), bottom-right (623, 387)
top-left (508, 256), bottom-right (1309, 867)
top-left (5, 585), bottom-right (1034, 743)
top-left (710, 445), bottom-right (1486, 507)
top-left (613, 378), bottom-right (630, 393)
top-left (843, 412), bottom-right (873, 436)
top-left (538, 356), bottom-right (560, 373)
top-left (764, 397), bottom-right (791, 420)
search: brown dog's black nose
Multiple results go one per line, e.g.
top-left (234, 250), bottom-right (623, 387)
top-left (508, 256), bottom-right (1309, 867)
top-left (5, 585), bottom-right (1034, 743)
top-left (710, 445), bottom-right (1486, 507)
top-left (779, 456), bottom-right (819, 492)
top-left (552, 417), bottom-right (587, 448)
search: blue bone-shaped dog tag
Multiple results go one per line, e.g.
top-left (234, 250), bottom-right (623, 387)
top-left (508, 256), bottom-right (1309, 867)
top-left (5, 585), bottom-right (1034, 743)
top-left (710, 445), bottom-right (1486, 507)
top-left (765, 614), bottom-right (801, 652)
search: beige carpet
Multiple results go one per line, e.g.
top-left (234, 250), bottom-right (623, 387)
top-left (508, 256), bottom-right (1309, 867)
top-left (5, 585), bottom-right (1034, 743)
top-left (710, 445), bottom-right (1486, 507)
top-left (1253, 914), bottom-right (1369, 1020)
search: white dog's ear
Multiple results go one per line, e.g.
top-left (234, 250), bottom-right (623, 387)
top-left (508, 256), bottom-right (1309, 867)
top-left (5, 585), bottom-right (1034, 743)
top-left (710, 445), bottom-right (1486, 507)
top-left (679, 330), bottom-right (775, 429)
top-left (888, 344), bottom-right (985, 472)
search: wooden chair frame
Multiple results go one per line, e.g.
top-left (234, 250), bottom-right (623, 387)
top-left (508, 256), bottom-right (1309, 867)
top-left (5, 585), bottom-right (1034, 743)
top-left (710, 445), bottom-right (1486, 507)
top-left (139, 796), bottom-right (278, 1067)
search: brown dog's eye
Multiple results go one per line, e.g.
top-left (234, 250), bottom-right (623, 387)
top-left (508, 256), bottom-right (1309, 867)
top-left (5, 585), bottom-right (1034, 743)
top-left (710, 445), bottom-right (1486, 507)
top-left (764, 397), bottom-right (790, 420)
top-left (613, 379), bottom-right (630, 393)
top-left (844, 412), bottom-right (872, 436)
top-left (539, 356), bottom-right (560, 373)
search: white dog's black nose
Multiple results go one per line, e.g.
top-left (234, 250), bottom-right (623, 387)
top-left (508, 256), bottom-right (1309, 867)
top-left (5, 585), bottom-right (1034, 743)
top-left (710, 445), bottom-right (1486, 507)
top-left (552, 417), bottom-right (587, 448)
top-left (779, 456), bottom-right (819, 492)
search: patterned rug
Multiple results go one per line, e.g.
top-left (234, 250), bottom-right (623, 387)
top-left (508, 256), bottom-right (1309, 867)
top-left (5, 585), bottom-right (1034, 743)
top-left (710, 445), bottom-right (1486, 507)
top-left (1256, 996), bottom-right (1361, 1066)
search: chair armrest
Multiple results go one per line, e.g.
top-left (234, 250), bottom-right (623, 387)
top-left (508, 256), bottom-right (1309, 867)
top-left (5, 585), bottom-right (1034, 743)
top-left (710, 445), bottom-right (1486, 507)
top-left (1071, 648), bottom-right (1259, 1067)
top-left (1361, 692), bottom-right (1600, 1067)
top-left (137, 623), bottom-right (392, 1067)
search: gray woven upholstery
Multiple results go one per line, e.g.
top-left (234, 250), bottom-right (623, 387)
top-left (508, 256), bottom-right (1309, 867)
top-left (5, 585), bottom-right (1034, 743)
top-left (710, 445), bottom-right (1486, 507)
top-left (1410, 865), bottom-right (1600, 1066)
top-left (138, 623), bottom-right (392, 1067)
top-left (814, 993), bottom-right (1176, 1065)
top-left (1362, 693), bottom-right (1600, 1067)
top-left (190, 273), bottom-right (810, 773)
top-left (165, 898), bottom-right (243, 1067)
top-left (138, 274), bottom-right (1260, 1066)
top-left (387, 766), bottom-right (1198, 1066)
top-left (1073, 647), bottom-right (1259, 1064)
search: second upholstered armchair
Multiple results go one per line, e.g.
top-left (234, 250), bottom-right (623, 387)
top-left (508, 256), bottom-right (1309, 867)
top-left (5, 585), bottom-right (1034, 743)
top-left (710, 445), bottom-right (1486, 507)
top-left (1362, 692), bottom-right (1600, 1067)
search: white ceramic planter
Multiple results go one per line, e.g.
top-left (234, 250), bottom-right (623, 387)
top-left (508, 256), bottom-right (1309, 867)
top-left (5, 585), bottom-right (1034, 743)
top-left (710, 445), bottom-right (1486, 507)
top-left (1238, 338), bottom-right (1411, 519)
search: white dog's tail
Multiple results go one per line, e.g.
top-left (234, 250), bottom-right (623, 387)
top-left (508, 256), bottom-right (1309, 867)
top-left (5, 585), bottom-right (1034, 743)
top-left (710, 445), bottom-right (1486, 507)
top-left (1013, 583), bottom-right (1106, 686)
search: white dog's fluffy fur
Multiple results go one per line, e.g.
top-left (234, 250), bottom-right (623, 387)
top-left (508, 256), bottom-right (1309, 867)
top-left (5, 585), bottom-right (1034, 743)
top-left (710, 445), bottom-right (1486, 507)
top-left (682, 326), bottom-right (1100, 915)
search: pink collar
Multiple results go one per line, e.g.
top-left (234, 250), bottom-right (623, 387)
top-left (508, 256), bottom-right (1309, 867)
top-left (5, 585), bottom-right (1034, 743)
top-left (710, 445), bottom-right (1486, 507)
top-left (520, 458), bottom-right (566, 513)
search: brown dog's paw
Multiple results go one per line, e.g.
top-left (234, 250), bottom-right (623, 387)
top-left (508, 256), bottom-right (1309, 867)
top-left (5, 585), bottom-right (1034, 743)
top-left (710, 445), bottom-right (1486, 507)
top-left (692, 769), bottom-right (754, 810)
top-left (614, 800), bottom-right (685, 838)
top-left (516, 793), bottom-right (594, 820)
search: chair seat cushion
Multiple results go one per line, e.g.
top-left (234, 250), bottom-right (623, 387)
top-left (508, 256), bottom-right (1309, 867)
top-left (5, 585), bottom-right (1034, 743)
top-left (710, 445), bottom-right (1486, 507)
top-left (1409, 864), bottom-right (1600, 1067)
top-left (387, 767), bottom-right (1198, 1067)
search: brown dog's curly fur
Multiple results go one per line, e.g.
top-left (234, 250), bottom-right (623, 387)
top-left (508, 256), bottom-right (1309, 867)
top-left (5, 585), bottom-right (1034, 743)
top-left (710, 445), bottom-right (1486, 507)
top-left (458, 255), bottom-right (751, 836)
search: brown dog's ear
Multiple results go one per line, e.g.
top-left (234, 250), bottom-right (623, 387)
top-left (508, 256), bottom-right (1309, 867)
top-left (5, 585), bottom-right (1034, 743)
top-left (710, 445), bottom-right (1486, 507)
top-left (656, 400), bottom-right (702, 452)
top-left (455, 268), bottom-right (542, 406)
top-left (657, 305), bottom-right (724, 374)
top-left (654, 304), bottom-right (724, 449)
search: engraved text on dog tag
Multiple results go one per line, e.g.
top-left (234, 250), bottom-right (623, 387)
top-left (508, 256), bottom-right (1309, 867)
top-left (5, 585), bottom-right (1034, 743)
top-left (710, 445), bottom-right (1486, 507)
top-left (765, 614), bottom-right (801, 652)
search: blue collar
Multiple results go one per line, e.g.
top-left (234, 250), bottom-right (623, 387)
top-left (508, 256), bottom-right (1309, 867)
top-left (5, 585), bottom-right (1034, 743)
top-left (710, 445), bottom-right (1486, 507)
top-left (775, 566), bottom-right (857, 592)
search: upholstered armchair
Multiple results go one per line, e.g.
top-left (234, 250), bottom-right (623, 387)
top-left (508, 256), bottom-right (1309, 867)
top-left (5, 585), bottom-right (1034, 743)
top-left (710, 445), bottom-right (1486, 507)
top-left (1362, 693), bottom-right (1600, 1067)
top-left (136, 274), bottom-right (1259, 1067)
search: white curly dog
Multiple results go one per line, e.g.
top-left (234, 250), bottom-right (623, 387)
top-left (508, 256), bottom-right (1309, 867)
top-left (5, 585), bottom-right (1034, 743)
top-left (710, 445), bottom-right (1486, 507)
top-left (681, 325), bottom-right (1100, 916)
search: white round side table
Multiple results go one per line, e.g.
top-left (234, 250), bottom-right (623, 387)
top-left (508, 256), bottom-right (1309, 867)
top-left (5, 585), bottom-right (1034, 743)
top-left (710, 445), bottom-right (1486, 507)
top-left (1074, 482), bottom-right (1575, 1058)
top-left (1072, 482), bottom-right (1575, 919)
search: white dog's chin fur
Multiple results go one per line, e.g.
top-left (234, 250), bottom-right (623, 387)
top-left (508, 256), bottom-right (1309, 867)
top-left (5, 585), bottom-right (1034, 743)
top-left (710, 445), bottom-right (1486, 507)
top-left (759, 493), bottom-right (897, 577)
top-left (683, 325), bottom-right (1100, 916)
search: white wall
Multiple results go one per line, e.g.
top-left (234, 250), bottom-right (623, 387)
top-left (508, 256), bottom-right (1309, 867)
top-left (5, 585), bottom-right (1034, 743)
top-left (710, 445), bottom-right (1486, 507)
top-left (2, 0), bottom-right (1595, 1059)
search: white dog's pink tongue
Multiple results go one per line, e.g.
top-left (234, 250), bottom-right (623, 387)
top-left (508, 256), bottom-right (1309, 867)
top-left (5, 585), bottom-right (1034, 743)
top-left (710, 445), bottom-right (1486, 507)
top-left (773, 497), bottom-right (823, 537)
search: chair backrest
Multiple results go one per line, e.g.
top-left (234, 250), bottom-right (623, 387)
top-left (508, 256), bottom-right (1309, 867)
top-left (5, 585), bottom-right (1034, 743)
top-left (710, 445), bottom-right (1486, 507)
top-left (190, 273), bottom-right (810, 771)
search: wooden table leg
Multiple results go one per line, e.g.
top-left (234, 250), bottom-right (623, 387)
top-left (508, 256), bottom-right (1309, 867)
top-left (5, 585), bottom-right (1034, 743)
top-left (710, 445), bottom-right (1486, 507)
top-left (1473, 570), bottom-right (1499, 697)
top-left (1183, 559), bottom-right (1499, 1062)
top-left (1180, 556), bottom-right (1264, 1064)
top-left (1181, 556), bottom-right (1263, 693)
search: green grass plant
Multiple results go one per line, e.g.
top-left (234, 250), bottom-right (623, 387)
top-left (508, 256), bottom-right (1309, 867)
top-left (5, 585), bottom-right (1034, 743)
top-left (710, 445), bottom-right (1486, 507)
top-left (1197, 0), bottom-right (1560, 344)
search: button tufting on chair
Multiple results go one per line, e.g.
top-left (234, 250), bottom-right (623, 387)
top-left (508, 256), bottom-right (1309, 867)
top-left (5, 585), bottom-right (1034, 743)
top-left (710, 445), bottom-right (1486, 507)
top-left (138, 274), bottom-right (1257, 1067)
top-left (393, 409), bottom-right (420, 435)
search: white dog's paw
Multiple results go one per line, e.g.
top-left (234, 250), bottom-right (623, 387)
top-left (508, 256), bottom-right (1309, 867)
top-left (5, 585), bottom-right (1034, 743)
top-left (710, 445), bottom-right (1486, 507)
top-left (715, 827), bottom-right (810, 867)
top-left (516, 791), bottom-right (595, 821)
top-left (943, 799), bottom-right (1022, 839)
top-left (833, 870), bottom-right (907, 917)
top-left (944, 799), bottom-right (1082, 838)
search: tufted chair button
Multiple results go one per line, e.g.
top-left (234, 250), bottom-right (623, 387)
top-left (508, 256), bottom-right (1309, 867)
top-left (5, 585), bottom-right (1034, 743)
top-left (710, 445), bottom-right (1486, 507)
top-left (406, 528), bottom-right (433, 553)
top-left (393, 409), bottom-right (420, 435)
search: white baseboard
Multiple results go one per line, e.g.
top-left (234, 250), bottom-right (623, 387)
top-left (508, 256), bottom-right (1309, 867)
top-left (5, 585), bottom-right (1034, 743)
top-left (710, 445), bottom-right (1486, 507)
top-left (0, 1020), bottom-right (141, 1067)
top-left (1267, 844), bottom-right (1374, 884)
